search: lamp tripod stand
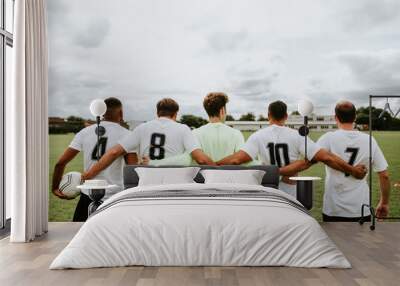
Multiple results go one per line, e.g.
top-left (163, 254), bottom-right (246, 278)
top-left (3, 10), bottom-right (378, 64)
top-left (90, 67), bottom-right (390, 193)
top-left (361, 95), bottom-right (400, 230)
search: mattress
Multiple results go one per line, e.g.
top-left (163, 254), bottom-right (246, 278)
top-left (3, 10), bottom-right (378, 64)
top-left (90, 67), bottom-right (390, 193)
top-left (50, 183), bottom-right (351, 269)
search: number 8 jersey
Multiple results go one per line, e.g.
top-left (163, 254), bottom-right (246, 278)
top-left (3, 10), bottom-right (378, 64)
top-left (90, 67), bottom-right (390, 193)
top-left (317, 129), bottom-right (388, 217)
top-left (118, 117), bottom-right (199, 160)
top-left (241, 124), bottom-right (321, 196)
top-left (69, 121), bottom-right (132, 199)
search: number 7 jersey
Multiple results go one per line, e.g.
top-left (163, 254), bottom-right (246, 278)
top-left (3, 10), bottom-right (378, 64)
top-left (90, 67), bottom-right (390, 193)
top-left (317, 129), bottom-right (388, 217)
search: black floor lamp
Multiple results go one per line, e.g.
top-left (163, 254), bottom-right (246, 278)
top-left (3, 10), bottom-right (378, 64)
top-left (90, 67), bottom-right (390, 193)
top-left (87, 99), bottom-right (107, 215)
top-left (291, 100), bottom-right (321, 210)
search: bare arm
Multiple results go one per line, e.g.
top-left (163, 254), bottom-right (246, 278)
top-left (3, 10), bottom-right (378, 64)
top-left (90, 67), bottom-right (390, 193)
top-left (124, 152), bottom-right (139, 165)
top-left (82, 144), bottom-right (127, 180)
top-left (190, 149), bottom-right (216, 165)
top-left (52, 148), bottom-right (80, 199)
top-left (313, 149), bottom-right (367, 179)
top-left (216, 150), bottom-right (252, 165)
top-left (376, 170), bottom-right (390, 218)
top-left (279, 160), bottom-right (313, 176)
top-left (149, 153), bottom-right (192, 166)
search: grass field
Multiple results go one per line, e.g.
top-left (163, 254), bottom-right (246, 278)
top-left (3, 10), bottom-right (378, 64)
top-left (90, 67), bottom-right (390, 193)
top-left (49, 132), bottom-right (400, 222)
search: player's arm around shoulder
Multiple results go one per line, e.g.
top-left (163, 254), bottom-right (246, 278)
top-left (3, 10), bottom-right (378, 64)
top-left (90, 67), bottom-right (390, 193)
top-left (82, 144), bottom-right (127, 181)
top-left (313, 148), bottom-right (367, 179)
top-left (120, 128), bottom-right (139, 165)
top-left (217, 131), bottom-right (255, 165)
top-left (191, 149), bottom-right (215, 165)
top-left (124, 152), bottom-right (139, 165)
top-left (149, 153), bottom-right (193, 166)
top-left (279, 160), bottom-right (313, 176)
top-left (181, 124), bottom-right (215, 165)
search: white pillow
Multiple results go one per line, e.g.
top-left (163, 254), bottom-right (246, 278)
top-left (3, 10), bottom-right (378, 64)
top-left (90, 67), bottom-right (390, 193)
top-left (135, 167), bottom-right (201, 186)
top-left (200, 169), bottom-right (266, 185)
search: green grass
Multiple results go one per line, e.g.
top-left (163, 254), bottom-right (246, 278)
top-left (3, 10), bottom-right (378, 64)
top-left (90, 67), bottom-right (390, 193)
top-left (49, 134), bottom-right (83, 221)
top-left (49, 131), bottom-right (400, 221)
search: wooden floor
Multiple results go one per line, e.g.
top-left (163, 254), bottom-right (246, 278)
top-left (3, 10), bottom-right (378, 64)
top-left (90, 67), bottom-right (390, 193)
top-left (0, 222), bottom-right (399, 286)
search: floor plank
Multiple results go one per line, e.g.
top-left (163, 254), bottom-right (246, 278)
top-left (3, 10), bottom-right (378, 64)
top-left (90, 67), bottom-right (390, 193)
top-left (0, 222), bottom-right (399, 286)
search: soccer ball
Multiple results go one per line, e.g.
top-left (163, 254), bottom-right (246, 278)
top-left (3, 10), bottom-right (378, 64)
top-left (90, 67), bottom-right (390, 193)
top-left (59, 171), bottom-right (82, 199)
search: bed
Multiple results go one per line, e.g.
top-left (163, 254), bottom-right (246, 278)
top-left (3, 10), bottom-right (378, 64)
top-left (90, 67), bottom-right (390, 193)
top-left (50, 165), bottom-right (350, 269)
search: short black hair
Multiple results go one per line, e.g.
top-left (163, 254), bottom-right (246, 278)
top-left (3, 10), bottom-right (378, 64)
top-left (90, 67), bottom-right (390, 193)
top-left (104, 97), bottom-right (122, 118)
top-left (268, 101), bottom-right (287, 121)
top-left (104, 97), bottom-right (122, 109)
top-left (335, 101), bottom-right (356, 123)
top-left (157, 98), bottom-right (179, 117)
top-left (203, 92), bottom-right (229, 117)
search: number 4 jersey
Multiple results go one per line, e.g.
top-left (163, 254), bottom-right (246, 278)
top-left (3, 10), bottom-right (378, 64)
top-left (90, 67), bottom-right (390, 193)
top-left (69, 121), bottom-right (133, 199)
top-left (118, 117), bottom-right (199, 160)
top-left (317, 129), bottom-right (388, 217)
top-left (241, 124), bottom-right (321, 196)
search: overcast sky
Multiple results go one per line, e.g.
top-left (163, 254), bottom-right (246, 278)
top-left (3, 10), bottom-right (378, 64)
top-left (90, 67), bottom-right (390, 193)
top-left (47, 0), bottom-right (400, 121)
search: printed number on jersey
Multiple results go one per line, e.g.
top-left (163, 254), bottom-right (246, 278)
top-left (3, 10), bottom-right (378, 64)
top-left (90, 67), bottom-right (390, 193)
top-left (91, 137), bottom-right (108, 160)
top-left (344, 147), bottom-right (359, 177)
top-left (150, 133), bottom-right (166, 160)
top-left (267, 143), bottom-right (290, 167)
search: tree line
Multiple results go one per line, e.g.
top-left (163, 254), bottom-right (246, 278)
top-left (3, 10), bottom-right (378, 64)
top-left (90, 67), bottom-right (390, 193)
top-left (180, 107), bottom-right (400, 130)
top-left (49, 106), bottom-right (400, 134)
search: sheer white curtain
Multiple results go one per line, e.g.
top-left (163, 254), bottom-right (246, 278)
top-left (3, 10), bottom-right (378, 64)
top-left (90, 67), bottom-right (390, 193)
top-left (9, 0), bottom-right (48, 242)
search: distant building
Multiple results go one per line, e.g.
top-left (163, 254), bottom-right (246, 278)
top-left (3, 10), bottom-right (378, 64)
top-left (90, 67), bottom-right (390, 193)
top-left (84, 119), bottom-right (96, 127)
top-left (49, 117), bottom-right (86, 134)
top-left (48, 117), bottom-right (66, 128)
top-left (226, 115), bottom-right (337, 131)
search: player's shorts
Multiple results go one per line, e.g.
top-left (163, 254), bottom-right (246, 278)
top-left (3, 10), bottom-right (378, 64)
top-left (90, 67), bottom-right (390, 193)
top-left (73, 193), bottom-right (92, 222)
top-left (322, 213), bottom-right (371, 222)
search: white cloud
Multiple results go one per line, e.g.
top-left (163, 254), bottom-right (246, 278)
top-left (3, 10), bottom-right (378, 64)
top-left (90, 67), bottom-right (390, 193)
top-left (48, 0), bottom-right (400, 119)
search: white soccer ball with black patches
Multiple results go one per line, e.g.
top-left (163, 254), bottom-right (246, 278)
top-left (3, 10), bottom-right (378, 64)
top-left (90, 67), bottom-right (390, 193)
top-left (59, 171), bottom-right (82, 199)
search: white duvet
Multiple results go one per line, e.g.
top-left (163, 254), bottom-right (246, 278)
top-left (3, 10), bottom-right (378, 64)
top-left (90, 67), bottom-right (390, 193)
top-left (50, 183), bottom-right (351, 269)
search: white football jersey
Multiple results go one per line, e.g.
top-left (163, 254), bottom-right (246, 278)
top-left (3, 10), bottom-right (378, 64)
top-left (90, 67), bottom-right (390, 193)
top-left (69, 121), bottom-right (132, 199)
top-left (242, 125), bottom-right (321, 197)
top-left (317, 129), bottom-right (388, 217)
top-left (119, 117), bottom-right (199, 159)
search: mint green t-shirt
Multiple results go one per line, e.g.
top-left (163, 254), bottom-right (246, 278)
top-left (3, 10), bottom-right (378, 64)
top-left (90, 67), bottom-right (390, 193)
top-left (192, 123), bottom-right (244, 161)
top-left (150, 122), bottom-right (245, 165)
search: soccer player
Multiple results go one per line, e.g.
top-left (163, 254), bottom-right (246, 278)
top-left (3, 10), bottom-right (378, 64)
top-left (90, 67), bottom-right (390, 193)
top-left (217, 100), bottom-right (367, 197)
top-left (81, 98), bottom-right (215, 181)
top-left (52, 97), bottom-right (138, 222)
top-left (149, 92), bottom-right (247, 165)
top-left (317, 101), bottom-right (390, 221)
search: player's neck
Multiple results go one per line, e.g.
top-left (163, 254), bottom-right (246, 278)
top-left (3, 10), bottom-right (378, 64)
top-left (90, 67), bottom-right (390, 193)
top-left (102, 118), bottom-right (120, 124)
top-left (269, 119), bottom-right (285, 126)
top-left (338, 123), bottom-right (354, 131)
top-left (209, 117), bottom-right (222, 123)
top-left (158, 116), bottom-right (174, 121)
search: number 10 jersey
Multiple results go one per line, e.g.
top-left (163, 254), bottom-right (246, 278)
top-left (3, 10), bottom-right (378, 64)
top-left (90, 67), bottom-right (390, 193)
top-left (241, 124), bottom-right (321, 196)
